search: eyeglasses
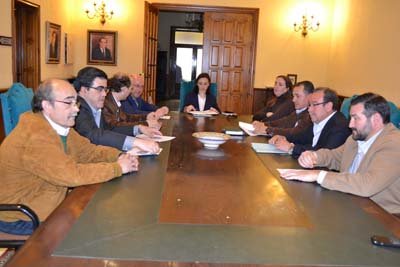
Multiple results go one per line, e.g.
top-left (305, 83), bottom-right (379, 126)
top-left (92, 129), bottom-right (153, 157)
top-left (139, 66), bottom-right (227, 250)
top-left (54, 100), bottom-right (80, 108)
top-left (308, 101), bottom-right (328, 108)
top-left (87, 86), bottom-right (110, 93)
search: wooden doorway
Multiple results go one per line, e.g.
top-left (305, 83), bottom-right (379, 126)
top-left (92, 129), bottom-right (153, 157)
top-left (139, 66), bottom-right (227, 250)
top-left (145, 3), bottom-right (258, 114)
top-left (12, 0), bottom-right (41, 90)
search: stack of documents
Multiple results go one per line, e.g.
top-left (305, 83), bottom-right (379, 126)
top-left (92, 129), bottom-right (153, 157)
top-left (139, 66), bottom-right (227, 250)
top-left (128, 148), bottom-right (163, 157)
top-left (251, 142), bottom-right (289, 154)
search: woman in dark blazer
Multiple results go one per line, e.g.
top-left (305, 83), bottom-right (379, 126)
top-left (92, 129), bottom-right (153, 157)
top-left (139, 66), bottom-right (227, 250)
top-left (182, 73), bottom-right (220, 113)
top-left (253, 75), bottom-right (295, 122)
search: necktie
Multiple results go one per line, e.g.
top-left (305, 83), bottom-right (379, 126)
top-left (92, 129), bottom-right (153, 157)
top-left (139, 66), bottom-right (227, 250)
top-left (94, 110), bottom-right (101, 127)
top-left (349, 151), bottom-right (364, 174)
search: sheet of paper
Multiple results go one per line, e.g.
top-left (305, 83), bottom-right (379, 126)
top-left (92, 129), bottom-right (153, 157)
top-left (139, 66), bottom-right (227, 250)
top-left (251, 142), bottom-right (289, 154)
top-left (238, 121), bottom-right (257, 136)
top-left (189, 110), bottom-right (219, 116)
top-left (160, 115), bottom-right (171, 120)
top-left (128, 148), bottom-right (163, 157)
top-left (136, 134), bottom-right (176, 142)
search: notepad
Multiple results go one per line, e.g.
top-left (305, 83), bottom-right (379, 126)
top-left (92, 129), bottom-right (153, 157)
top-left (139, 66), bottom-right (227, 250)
top-left (251, 143), bottom-right (289, 154)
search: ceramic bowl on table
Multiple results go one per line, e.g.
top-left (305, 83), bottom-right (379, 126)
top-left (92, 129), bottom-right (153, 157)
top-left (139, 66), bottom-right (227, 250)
top-left (192, 132), bottom-right (230, 150)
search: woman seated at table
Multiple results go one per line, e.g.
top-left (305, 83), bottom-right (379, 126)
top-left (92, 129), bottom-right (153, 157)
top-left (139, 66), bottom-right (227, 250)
top-left (182, 73), bottom-right (220, 113)
top-left (252, 75), bottom-right (294, 122)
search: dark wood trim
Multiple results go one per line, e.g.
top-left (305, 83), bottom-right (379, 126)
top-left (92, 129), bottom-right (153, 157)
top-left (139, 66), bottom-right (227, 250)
top-left (152, 3), bottom-right (258, 13)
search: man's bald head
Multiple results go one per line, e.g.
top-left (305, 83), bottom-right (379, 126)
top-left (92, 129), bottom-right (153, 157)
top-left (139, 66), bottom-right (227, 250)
top-left (129, 74), bottom-right (145, 98)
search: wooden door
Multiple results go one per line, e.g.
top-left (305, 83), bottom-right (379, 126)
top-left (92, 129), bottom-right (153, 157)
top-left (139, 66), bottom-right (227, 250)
top-left (203, 12), bottom-right (255, 114)
top-left (13, 0), bottom-right (41, 90)
top-left (143, 1), bottom-right (158, 104)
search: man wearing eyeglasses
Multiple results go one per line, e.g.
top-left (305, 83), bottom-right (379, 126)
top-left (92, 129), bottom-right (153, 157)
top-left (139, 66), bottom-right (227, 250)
top-left (0, 79), bottom-right (138, 235)
top-left (121, 73), bottom-right (169, 117)
top-left (269, 87), bottom-right (350, 158)
top-left (74, 67), bottom-right (160, 153)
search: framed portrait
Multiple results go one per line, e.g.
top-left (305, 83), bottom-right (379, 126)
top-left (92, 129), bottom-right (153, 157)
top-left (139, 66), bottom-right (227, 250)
top-left (87, 30), bottom-right (117, 65)
top-left (287, 74), bottom-right (297, 86)
top-left (46, 22), bottom-right (61, 64)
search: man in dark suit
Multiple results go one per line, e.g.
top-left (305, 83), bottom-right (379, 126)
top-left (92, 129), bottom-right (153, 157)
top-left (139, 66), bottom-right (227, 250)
top-left (73, 67), bottom-right (160, 153)
top-left (269, 87), bottom-right (351, 158)
top-left (253, 80), bottom-right (314, 137)
top-left (92, 37), bottom-right (112, 61)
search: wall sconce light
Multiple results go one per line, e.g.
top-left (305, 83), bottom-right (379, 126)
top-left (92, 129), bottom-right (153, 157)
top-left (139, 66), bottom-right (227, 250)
top-left (293, 15), bottom-right (320, 37)
top-left (85, 1), bottom-right (114, 25)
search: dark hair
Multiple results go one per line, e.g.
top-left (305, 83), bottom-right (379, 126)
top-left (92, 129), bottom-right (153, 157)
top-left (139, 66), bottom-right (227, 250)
top-left (193, 73), bottom-right (211, 94)
top-left (276, 75), bottom-right (293, 91)
top-left (108, 73), bottom-right (131, 93)
top-left (32, 79), bottom-right (55, 112)
top-left (73, 67), bottom-right (107, 92)
top-left (350, 93), bottom-right (390, 123)
top-left (295, 80), bottom-right (314, 95)
top-left (315, 87), bottom-right (339, 110)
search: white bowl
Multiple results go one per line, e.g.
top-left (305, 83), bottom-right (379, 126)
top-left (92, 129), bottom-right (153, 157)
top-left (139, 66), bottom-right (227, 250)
top-left (192, 132), bottom-right (230, 149)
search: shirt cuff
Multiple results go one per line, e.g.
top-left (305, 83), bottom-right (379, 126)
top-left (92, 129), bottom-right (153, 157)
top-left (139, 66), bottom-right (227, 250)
top-left (317, 170), bottom-right (328, 184)
top-left (133, 125), bottom-right (141, 136)
top-left (122, 136), bottom-right (135, 151)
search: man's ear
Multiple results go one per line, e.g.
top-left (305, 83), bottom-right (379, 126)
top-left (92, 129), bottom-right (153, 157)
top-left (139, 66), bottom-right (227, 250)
top-left (42, 100), bottom-right (52, 113)
top-left (371, 112), bottom-right (383, 126)
top-left (325, 101), bottom-right (334, 111)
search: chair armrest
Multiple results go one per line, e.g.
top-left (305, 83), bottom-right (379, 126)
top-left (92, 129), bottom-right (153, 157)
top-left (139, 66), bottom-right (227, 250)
top-left (0, 204), bottom-right (40, 230)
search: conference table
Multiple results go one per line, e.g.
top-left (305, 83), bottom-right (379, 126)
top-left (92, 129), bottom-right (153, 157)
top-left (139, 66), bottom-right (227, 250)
top-left (7, 113), bottom-right (400, 267)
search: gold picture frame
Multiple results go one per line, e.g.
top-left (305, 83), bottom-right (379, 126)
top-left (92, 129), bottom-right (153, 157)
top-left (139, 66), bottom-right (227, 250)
top-left (87, 30), bottom-right (117, 66)
top-left (46, 21), bottom-right (61, 64)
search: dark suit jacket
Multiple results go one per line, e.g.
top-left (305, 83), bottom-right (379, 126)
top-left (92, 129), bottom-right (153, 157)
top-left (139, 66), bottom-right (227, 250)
top-left (103, 93), bottom-right (147, 127)
top-left (121, 95), bottom-right (157, 114)
top-left (266, 109), bottom-right (312, 137)
top-left (253, 91), bottom-right (295, 122)
top-left (92, 46), bottom-right (112, 61)
top-left (287, 111), bottom-right (351, 158)
top-left (182, 92), bottom-right (220, 112)
top-left (74, 96), bottom-right (134, 150)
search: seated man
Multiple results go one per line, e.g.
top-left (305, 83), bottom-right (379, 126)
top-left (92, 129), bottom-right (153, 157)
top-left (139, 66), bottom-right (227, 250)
top-left (278, 93), bottom-right (400, 215)
top-left (121, 73), bottom-right (169, 117)
top-left (0, 79), bottom-right (138, 235)
top-left (74, 67), bottom-right (160, 152)
top-left (103, 73), bottom-right (160, 128)
top-left (253, 80), bottom-right (314, 137)
top-left (269, 87), bottom-right (351, 158)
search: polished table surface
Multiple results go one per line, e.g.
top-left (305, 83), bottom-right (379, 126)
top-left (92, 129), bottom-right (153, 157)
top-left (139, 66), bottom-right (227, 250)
top-left (7, 113), bottom-right (400, 267)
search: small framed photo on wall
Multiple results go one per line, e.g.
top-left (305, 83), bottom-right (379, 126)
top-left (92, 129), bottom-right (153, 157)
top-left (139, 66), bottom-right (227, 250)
top-left (46, 21), bottom-right (61, 64)
top-left (87, 30), bottom-right (117, 65)
top-left (287, 74), bottom-right (298, 86)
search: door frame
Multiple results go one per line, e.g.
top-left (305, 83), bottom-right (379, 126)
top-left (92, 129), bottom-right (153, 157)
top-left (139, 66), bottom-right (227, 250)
top-left (12, 0), bottom-right (41, 88)
top-left (149, 3), bottom-right (259, 107)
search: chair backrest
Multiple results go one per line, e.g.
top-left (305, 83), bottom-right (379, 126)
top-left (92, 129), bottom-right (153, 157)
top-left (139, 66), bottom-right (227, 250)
top-left (340, 95), bottom-right (400, 129)
top-left (0, 83), bottom-right (34, 136)
top-left (178, 80), bottom-right (218, 111)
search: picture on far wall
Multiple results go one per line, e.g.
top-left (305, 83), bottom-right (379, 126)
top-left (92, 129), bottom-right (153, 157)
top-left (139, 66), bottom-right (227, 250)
top-left (46, 21), bottom-right (61, 64)
top-left (287, 74), bottom-right (297, 86)
top-left (87, 30), bottom-right (117, 66)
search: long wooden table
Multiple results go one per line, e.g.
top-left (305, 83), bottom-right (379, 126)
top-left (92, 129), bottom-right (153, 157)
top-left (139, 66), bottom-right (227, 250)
top-left (7, 113), bottom-right (400, 267)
